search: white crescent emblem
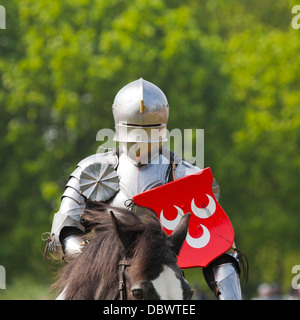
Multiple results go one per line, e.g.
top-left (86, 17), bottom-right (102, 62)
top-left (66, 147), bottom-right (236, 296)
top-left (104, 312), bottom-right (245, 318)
top-left (191, 194), bottom-right (216, 219)
top-left (186, 224), bottom-right (210, 248)
top-left (160, 205), bottom-right (184, 230)
top-left (160, 196), bottom-right (214, 249)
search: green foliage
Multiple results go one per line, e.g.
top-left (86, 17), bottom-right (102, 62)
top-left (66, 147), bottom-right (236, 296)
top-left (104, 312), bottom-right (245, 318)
top-left (1, 0), bottom-right (299, 298)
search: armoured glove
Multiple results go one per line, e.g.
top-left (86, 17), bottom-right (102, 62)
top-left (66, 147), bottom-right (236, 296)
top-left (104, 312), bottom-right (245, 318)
top-left (59, 226), bottom-right (85, 256)
top-left (62, 235), bottom-right (84, 256)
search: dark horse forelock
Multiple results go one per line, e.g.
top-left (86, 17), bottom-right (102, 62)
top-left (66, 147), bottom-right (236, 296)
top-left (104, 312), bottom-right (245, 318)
top-left (51, 204), bottom-right (179, 300)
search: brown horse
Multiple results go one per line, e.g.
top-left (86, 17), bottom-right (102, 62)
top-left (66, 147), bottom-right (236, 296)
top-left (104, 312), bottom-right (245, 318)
top-left (52, 204), bottom-right (193, 300)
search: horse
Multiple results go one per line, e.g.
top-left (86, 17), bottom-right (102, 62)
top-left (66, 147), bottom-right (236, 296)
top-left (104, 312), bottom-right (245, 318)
top-left (51, 204), bottom-right (193, 300)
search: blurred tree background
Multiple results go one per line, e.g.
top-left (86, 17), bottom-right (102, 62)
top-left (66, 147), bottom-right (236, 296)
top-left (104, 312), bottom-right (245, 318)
top-left (0, 0), bottom-right (300, 299)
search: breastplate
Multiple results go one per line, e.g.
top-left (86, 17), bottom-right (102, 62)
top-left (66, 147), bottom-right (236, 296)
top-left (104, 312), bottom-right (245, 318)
top-left (108, 153), bottom-right (170, 208)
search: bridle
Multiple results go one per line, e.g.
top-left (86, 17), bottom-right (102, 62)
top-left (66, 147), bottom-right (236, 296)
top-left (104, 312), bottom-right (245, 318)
top-left (113, 258), bottom-right (131, 300)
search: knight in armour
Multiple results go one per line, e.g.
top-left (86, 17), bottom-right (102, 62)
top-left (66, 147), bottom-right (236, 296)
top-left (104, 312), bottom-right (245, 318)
top-left (48, 78), bottom-right (245, 300)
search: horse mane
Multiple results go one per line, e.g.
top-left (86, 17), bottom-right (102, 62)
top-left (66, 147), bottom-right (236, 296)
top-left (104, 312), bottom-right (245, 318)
top-left (51, 203), bottom-right (177, 300)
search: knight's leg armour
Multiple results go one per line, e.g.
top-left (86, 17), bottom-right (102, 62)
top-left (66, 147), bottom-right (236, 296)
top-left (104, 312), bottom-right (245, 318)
top-left (203, 249), bottom-right (243, 300)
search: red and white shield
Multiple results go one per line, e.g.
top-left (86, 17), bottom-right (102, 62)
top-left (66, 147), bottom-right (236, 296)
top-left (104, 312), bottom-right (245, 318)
top-left (133, 167), bottom-right (235, 268)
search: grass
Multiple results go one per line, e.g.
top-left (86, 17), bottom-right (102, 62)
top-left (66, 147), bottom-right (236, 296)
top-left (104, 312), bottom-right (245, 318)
top-left (0, 277), bottom-right (56, 300)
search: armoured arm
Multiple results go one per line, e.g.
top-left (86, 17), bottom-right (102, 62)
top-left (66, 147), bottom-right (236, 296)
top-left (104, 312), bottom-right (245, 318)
top-left (50, 174), bottom-right (87, 255)
top-left (175, 160), bottom-right (242, 299)
top-left (50, 152), bottom-right (119, 255)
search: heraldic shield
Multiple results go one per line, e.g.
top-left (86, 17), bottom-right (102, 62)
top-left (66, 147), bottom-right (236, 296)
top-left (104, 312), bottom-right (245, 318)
top-left (133, 167), bottom-right (234, 269)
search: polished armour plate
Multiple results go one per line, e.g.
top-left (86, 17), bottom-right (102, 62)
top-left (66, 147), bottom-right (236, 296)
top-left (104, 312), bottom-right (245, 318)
top-left (79, 162), bottom-right (119, 201)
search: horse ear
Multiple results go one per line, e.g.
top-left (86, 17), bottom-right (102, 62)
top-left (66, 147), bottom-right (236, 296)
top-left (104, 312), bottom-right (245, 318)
top-left (168, 213), bottom-right (191, 256)
top-left (110, 211), bottom-right (140, 255)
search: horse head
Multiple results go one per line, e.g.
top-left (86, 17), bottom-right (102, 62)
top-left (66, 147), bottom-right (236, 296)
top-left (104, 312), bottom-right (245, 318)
top-left (111, 209), bottom-right (193, 300)
top-left (52, 204), bottom-right (193, 300)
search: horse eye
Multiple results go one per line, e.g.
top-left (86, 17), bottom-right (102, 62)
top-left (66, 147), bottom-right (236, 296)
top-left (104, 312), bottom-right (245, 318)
top-left (132, 288), bottom-right (143, 300)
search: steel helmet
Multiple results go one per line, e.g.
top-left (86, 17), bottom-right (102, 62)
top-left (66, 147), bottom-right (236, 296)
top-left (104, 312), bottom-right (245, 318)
top-left (112, 78), bottom-right (169, 143)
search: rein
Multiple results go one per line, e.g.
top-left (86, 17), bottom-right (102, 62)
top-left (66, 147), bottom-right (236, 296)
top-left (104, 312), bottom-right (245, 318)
top-left (114, 258), bottom-right (131, 300)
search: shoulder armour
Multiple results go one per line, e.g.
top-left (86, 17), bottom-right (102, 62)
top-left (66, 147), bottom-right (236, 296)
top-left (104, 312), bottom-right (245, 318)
top-left (72, 151), bottom-right (119, 202)
top-left (175, 160), bottom-right (201, 179)
top-left (77, 150), bottom-right (118, 170)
